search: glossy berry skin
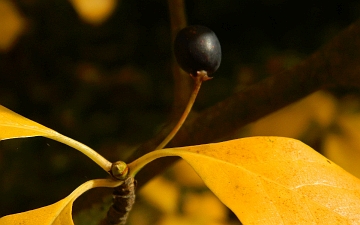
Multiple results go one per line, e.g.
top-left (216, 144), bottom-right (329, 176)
top-left (174, 25), bottom-right (221, 75)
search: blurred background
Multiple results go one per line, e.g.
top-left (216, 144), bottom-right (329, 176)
top-left (1, 0), bottom-right (360, 224)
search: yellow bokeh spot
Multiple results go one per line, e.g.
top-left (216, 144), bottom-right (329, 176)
top-left (140, 175), bottom-right (180, 214)
top-left (158, 214), bottom-right (228, 225)
top-left (250, 91), bottom-right (336, 138)
top-left (0, 1), bottom-right (25, 52)
top-left (324, 113), bottom-right (360, 178)
top-left (172, 160), bottom-right (206, 187)
top-left (70, 0), bottom-right (117, 25)
top-left (182, 192), bottom-right (227, 222)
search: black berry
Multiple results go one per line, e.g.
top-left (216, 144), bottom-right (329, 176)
top-left (174, 25), bottom-right (221, 76)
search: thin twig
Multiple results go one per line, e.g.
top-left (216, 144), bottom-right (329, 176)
top-left (101, 177), bottom-right (136, 225)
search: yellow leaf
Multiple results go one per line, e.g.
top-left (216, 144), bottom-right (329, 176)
top-left (0, 179), bottom-right (122, 225)
top-left (0, 105), bottom-right (57, 140)
top-left (0, 105), bottom-right (111, 171)
top-left (130, 137), bottom-right (360, 224)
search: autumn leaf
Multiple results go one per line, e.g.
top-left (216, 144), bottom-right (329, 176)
top-left (0, 105), bottom-right (56, 140)
top-left (129, 136), bottom-right (360, 224)
top-left (0, 105), bottom-right (111, 171)
top-left (0, 179), bottom-right (122, 225)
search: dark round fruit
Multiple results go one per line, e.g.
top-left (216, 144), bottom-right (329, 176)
top-left (174, 25), bottom-right (221, 75)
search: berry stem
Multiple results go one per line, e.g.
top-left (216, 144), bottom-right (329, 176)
top-left (155, 71), bottom-right (210, 150)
